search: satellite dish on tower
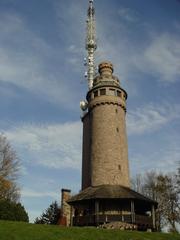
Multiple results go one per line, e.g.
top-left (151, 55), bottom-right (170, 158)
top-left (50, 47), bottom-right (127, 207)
top-left (80, 101), bottom-right (88, 111)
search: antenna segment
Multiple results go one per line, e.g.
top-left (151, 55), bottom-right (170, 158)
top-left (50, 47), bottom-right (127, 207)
top-left (85, 0), bottom-right (97, 89)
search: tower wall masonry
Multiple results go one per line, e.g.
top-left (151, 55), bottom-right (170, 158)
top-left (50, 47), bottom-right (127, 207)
top-left (90, 101), bottom-right (130, 187)
top-left (81, 62), bottom-right (130, 189)
top-left (81, 113), bottom-right (91, 189)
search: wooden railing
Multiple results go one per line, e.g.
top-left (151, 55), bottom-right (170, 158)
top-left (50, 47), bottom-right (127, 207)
top-left (73, 214), bottom-right (153, 227)
top-left (135, 214), bottom-right (152, 225)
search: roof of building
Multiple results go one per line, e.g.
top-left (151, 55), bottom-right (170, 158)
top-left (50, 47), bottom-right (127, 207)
top-left (68, 185), bottom-right (157, 205)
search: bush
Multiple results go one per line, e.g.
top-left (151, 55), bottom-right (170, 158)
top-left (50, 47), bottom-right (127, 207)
top-left (0, 199), bottom-right (29, 222)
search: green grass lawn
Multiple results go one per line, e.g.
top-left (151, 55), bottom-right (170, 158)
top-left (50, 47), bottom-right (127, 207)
top-left (0, 220), bottom-right (180, 240)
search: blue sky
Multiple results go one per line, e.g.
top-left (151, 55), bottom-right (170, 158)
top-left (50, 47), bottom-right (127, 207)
top-left (0, 0), bottom-right (180, 222)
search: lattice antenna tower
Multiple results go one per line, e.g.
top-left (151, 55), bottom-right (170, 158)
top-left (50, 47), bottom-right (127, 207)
top-left (85, 0), bottom-right (97, 89)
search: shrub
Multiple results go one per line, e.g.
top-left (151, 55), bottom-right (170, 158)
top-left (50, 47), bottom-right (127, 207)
top-left (0, 199), bottom-right (29, 222)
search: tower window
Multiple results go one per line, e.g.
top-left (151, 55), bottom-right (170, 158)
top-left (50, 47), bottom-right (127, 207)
top-left (115, 109), bottom-right (118, 113)
top-left (117, 90), bottom-right (121, 97)
top-left (118, 165), bottom-right (121, 171)
top-left (94, 90), bottom-right (98, 97)
top-left (116, 127), bottom-right (119, 133)
top-left (87, 95), bottom-right (91, 101)
top-left (100, 89), bottom-right (106, 95)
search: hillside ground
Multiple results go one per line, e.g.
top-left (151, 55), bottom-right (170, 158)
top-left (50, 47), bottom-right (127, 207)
top-left (0, 220), bottom-right (180, 240)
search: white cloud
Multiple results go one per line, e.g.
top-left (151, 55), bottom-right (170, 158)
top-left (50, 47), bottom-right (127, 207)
top-left (96, 5), bottom-right (180, 86)
top-left (155, 144), bottom-right (180, 172)
top-left (1, 102), bottom-right (178, 174)
top-left (55, 2), bottom-right (180, 87)
top-left (1, 3), bottom-right (178, 113)
top-left (21, 187), bottom-right (60, 222)
top-left (54, 1), bottom-right (86, 69)
top-left (118, 7), bottom-right (138, 23)
top-left (128, 102), bottom-right (180, 175)
top-left (5, 121), bottom-right (82, 170)
top-left (127, 103), bottom-right (180, 135)
top-left (130, 141), bottom-right (180, 176)
top-left (2, 102), bottom-right (179, 171)
top-left (22, 188), bottom-right (59, 199)
top-left (0, 12), bottom-right (81, 109)
top-left (134, 33), bottom-right (180, 83)
top-left (0, 13), bottom-right (24, 36)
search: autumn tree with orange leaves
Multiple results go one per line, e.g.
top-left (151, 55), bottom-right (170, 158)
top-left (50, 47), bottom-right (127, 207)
top-left (0, 134), bottom-right (20, 202)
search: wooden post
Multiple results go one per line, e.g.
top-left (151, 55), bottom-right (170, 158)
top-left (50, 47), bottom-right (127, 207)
top-left (131, 200), bottom-right (135, 223)
top-left (70, 206), bottom-right (73, 226)
top-left (95, 200), bottom-right (99, 226)
top-left (152, 204), bottom-right (156, 230)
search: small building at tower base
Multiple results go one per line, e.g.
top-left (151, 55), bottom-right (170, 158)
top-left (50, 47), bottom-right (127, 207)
top-left (68, 185), bottom-right (157, 231)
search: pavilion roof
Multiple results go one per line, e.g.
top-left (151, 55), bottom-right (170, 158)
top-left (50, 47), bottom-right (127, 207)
top-left (68, 185), bottom-right (157, 205)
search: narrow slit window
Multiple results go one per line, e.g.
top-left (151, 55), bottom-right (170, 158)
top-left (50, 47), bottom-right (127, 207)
top-left (117, 90), bottom-right (121, 97)
top-left (94, 90), bottom-right (98, 97)
top-left (100, 89), bottom-right (106, 96)
top-left (118, 165), bottom-right (121, 171)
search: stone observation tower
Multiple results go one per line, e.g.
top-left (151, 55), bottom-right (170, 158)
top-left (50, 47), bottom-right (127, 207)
top-left (81, 61), bottom-right (130, 189)
top-left (60, 0), bottom-right (157, 230)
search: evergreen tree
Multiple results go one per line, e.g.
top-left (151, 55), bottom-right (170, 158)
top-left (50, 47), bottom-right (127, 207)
top-left (0, 199), bottom-right (29, 222)
top-left (34, 201), bottom-right (60, 225)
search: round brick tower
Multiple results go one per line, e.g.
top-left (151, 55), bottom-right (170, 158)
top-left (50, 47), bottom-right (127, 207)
top-left (81, 61), bottom-right (130, 189)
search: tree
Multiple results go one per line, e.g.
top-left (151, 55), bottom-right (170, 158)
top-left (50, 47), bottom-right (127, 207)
top-left (131, 174), bottom-right (144, 194)
top-left (0, 199), bottom-right (29, 222)
top-left (0, 134), bottom-right (20, 202)
top-left (132, 171), bottom-right (180, 232)
top-left (34, 201), bottom-right (61, 225)
top-left (158, 174), bottom-right (179, 232)
top-left (175, 165), bottom-right (180, 194)
top-left (0, 134), bottom-right (29, 222)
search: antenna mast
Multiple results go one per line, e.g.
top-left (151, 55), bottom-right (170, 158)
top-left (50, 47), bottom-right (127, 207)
top-left (85, 0), bottom-right (97, 89)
